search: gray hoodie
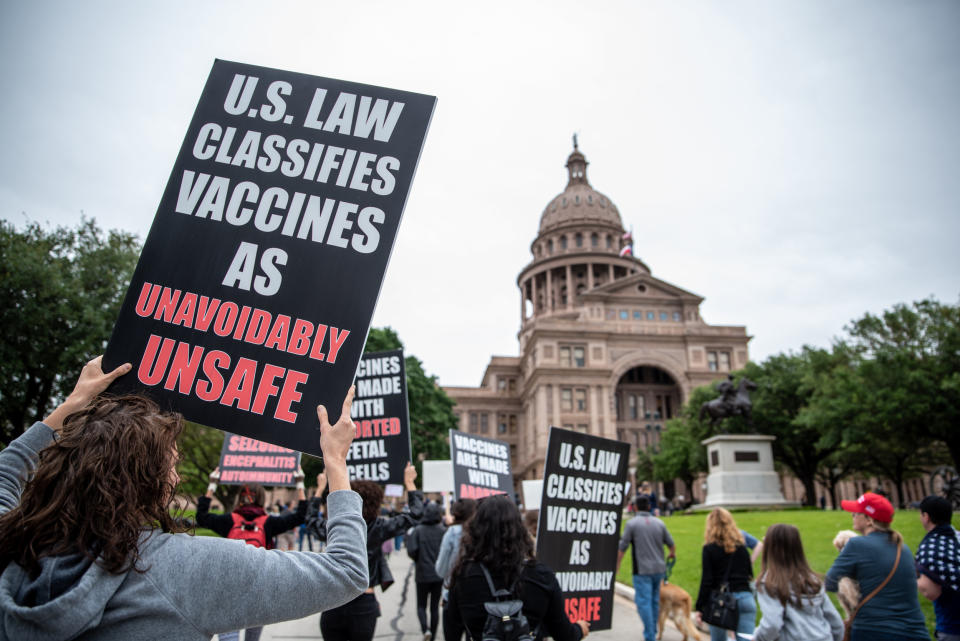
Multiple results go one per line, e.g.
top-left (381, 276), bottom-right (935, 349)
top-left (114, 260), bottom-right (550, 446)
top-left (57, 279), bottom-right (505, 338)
top-left (0, 422), bottom-right (369, 641)
top-left (754, 584), bottom-right (844, 641)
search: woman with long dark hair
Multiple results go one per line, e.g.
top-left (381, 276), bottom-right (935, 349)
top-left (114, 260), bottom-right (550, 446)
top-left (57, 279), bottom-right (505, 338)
top-left (753, 524), bottom-right (843, 641)
top-left (443, 495), bottom-right (589, 641)
top-left (0, 357), bottom-right (367, 641)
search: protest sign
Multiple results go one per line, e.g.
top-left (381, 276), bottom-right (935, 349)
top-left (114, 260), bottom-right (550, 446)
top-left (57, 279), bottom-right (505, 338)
top-left (103, 60), bottom-right (436, 457)
top-left (218, 433), bottom-right (301, 486)
top-left (535, 427), bottom-right (629, 631)
top-left (346, 348), bottom-right (410, 484)
top-left (421, 460), bottom-right (454, 494)
top-left (449, 430), bottom-right (513, 500)
top-left (522, 479), bottom-right (543, 511)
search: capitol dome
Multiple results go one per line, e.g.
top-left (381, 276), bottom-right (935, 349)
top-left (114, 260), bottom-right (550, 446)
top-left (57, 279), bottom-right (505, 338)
top-left (538, 144), bottom-right (624, 234)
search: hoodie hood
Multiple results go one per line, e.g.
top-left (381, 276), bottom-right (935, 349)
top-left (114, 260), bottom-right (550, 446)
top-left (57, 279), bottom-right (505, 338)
top-left (422, 502), bottom-right (443, 525)
top-left (0, 551), bottom-right (126, 641)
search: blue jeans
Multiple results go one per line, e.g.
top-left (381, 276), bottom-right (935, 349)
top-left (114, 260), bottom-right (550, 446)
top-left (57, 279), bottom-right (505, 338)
top-left (632, 573), bottom-right (663, 641)
top-left (709, 591), bottom-right (755, 641)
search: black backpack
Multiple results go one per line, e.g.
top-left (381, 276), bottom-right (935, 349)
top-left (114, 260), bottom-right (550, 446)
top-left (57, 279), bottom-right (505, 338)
top-left (472, 564), bottom-right (537, 641)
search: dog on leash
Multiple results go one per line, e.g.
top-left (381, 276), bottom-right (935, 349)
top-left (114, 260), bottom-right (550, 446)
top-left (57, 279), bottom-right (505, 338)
top-left (832, 529), bottom-right (861, 619)
top-left (659, 581), bottom-right (701, 640)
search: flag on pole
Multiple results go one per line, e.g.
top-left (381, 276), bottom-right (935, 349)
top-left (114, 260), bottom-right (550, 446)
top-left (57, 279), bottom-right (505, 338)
top-left (620, 228), bottom-right (634, 257)
top-left (619, 245), bottom-right (633, 257)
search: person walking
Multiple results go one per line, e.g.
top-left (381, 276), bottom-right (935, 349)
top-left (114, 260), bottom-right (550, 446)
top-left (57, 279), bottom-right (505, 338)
top-left (199, 473), bottom-right (309, 640)
top-left (434, 498), bottom-right (476, 605)
top-left (694, 508), bottom-right (756, 641)
top-left (753, 524), bottom-right (844, 641)
top-left (825, 491), bottom-right (928, 641)
top-left (307, 462), bottom-right (423, 641)
top-left (443, 495), bottom-right (589, 641)
top-left (0, 356), bottom-right (367, 641)
top-left (916, 495), bottom-right (960, 641)
top-left (616, 495), bottom-right (675, 641)
top-left (407, 502), bottom-right (446, 641)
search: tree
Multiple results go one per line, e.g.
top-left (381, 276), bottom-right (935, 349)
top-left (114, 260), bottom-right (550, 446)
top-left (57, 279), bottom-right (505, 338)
top-left (844, 298), bottom-right (960, 474)
top-left (0, 218), bottom-right (140, 445)
top-left (364, 327), bottom-right (454, 471)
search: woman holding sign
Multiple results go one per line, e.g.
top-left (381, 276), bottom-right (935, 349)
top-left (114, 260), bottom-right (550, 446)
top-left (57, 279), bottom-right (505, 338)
top-left (307, 462), bottom-right (423, 641)
top-left (0, 356), bottom-right (368, 641)
top-left (443, 495), bottom-right (590, 641)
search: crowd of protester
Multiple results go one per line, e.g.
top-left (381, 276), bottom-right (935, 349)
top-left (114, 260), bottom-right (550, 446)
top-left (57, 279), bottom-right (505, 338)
top-left (0, 358), bottom-right (954, 641)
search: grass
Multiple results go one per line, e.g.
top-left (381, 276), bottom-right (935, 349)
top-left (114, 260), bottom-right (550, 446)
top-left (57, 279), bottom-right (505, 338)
top-left (615, 508), bottom-right (956, 636)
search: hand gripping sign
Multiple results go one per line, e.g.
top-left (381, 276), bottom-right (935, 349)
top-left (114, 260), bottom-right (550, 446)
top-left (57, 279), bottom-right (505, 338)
top-left (535, 427), bottom-right (630, 631)
top-left (103, 60), bottom-right (435, 456)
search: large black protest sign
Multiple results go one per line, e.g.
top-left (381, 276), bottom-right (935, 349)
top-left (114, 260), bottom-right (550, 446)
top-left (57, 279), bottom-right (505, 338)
top-left (449, 430), bottom-right (513, 500)
top-left (218, 433), bottom-right (301, 486)
top-left (103, 60), bottom-right (435, 456)
top-left (347, 349), bottom-right (410, 484)
top-left (535, 427), bottom-right (629, 631)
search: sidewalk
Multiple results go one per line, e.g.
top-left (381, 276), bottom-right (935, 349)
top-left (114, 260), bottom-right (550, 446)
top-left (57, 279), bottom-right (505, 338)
top-left (260, 549), bottom-right (693, 641)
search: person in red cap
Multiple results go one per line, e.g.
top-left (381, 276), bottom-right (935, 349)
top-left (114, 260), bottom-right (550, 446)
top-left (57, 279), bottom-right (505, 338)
top-left (825, 492), bottom-right (928, 640)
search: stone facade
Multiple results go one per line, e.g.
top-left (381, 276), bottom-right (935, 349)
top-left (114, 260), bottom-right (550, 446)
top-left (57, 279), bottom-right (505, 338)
top-left (444, 144), bottom-right (751, 490)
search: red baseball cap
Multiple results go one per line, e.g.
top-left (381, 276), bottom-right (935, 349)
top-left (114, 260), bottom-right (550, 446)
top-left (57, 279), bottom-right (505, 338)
top-left (841, 492), bottom-right (894, 524)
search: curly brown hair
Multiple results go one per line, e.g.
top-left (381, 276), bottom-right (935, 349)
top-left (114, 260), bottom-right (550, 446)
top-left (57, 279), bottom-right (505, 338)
top-left (0, 395), bottom-right (185, 576)
top-left (351, 480), bottom-right (384, 524)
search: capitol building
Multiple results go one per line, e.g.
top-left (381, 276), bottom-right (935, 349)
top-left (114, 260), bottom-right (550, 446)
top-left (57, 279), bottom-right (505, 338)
top-left (443, 143), bottom-right (751, 498)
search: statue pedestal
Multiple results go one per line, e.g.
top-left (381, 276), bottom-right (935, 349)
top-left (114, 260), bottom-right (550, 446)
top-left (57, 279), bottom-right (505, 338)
top-left (695, 434), bottom-right (798, 509)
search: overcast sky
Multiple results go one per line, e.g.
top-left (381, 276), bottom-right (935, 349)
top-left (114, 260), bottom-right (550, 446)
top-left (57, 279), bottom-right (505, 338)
top-left (2, 1), bottom-right (958, 387)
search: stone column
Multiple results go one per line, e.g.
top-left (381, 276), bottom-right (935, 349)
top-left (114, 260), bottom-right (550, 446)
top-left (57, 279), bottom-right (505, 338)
top-left (608, 264), bottom-right (614, 282)
top-left (587, 263), bottom-right (594, 290)
top-left (546, 268), bottom-right (553, 312)
top-left (520, 280), bottom-right (527, 321)
top-left (600, 384), bottom-right (612, 440)
top-left (565, 264), bottom-right (573, 309)
top-left (532, 273), bottom-right (539, 316)
top-left (589, 385), bottom-right (600, 435)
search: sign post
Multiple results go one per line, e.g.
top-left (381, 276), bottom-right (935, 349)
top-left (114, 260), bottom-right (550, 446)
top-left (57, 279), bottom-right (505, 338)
top-left (535, 427), bottom-right (629, 631)
top-left (103, 60), bottom-right (436, 457)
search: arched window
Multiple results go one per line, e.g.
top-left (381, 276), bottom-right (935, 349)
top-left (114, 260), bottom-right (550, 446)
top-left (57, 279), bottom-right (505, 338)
top-left (560, 235), bottom-right (568, 250)
top-left (606, 235), bottom-right (612, 248)
top-left (575, 233), bottom-right (583, 248)
top-left (547, 239), bottom-right (553, 254)
top-left (591, 233), bottom-right (599, 247)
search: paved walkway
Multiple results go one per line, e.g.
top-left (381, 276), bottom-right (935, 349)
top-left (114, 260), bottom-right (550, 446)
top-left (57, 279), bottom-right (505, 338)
top-left (258, 550), bottom-right (695, 641)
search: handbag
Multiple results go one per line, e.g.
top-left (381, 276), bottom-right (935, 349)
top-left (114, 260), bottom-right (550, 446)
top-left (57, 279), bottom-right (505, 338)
top-left (702, 550), bottom-right (739, 630)
top-left (842, 543), bottom-right (901, 641)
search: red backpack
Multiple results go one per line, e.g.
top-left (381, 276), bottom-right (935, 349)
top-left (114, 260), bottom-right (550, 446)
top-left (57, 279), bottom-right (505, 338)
top-left (228, 513), bottom-right (270, 548)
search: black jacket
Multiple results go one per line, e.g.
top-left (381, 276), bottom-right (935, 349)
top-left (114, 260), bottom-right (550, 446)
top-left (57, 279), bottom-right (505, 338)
top-left (307, 490), bottom-right (424, 590)
top-left (195, 496), bottom-right (306, 543)
top-left (695, 543), bottom-right (753, 612)
top-left (407, 503), bottom-right (446, 583)
top-left (444, 561), bottom-right (584, 641)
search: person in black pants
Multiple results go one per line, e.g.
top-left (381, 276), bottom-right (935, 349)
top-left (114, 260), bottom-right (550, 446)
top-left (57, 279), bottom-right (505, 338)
top-left (407, 502), bottom-right (446, 641)
top-left (307, 462), bottom-right (423, 641)
top-left (443, 495), bottom-right (590, 641)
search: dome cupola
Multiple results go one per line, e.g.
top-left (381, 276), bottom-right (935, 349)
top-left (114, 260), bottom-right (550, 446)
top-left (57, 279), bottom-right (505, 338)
top-left (538, 138), bottom-right (623, 235)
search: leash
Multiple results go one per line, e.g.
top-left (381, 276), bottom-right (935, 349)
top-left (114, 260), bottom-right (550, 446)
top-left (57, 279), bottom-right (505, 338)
top-left (664, 557), bottom-right (676, 583)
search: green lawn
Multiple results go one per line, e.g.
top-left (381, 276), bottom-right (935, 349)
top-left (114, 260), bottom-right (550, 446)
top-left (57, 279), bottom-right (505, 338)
top-left (615, 508), bottom-right (955, 636)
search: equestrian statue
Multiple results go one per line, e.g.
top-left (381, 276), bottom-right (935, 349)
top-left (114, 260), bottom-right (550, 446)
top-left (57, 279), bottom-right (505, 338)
top-left (699, 375), bottom-right (757, 432)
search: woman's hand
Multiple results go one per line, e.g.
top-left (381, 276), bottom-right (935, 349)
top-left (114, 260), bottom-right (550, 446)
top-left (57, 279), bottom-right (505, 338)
top-left (404, 461), bottom-right (418, 491)
top-left (44, 356), bottom-right (131, 431)
top-left (576, 620), bottom-right (590, 638)
top-left (317, 386), bottom-right (356, 492)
